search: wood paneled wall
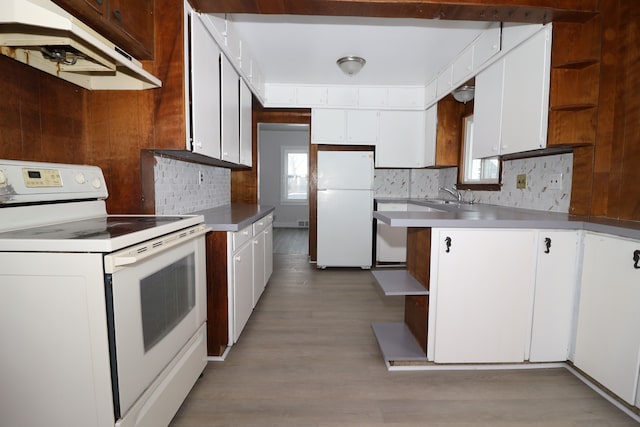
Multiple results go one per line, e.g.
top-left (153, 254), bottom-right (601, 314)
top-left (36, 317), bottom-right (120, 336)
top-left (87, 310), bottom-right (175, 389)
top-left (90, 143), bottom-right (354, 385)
top-left (0, 55), bottom-right (86, 166)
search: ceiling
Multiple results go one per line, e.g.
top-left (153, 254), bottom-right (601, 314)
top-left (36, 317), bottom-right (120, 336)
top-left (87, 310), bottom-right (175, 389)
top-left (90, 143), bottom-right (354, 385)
top-left (229, 14), bottom-right (492, 87)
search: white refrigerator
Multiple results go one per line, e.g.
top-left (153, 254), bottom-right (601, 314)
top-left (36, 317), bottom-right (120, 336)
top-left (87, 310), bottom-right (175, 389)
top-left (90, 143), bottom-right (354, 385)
top-left (317, 150), bottom-right (374, 268)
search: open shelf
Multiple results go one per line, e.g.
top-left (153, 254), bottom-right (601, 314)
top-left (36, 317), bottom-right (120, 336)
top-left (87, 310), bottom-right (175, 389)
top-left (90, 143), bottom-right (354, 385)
top-left (372, 322), bottom-right (428, 363)
top-left (372, 270), bottom-right (428, 296)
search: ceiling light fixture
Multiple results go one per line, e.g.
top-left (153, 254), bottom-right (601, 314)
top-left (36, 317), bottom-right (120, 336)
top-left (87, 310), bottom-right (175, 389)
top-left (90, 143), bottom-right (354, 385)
top-left (452, 85), bottom-right (475, 103)
top-left (337, 56), bottom-right (366, 76)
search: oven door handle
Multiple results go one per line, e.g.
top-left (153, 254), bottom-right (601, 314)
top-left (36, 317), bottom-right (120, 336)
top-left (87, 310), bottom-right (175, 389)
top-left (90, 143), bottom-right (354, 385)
top-left (104, 224), bottom-right (210, 273)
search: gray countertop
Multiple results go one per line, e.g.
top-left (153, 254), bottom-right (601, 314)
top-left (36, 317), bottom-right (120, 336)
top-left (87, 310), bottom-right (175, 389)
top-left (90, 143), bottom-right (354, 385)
top-left (374, 198), bottom-right (640, 240)
top-left (193, 203), bottom-right (275, 232)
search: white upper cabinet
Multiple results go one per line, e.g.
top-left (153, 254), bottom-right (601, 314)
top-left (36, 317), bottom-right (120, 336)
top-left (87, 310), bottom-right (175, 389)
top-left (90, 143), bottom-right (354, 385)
top-left (358, 87), bottom-right (388, 108)
top-left (452, 46), bottom-right (473, 87)
top-left (346, 110), bottom-right (379, 143)
top-left (311, 109), bottom-right (378, 145)
top-left (239, 79), bottom-right (253, 167)
top-left (376, 110), bottom-right (427, 168)
top-left (311, 109), bottom-right (346, 143)
top-left (500, 26), bottom-right (551, 155)
top-left (472, 25), bottom-right (551, 158)
top-left (189, 11), bottom-right (221, 159)
top-left (473, 58), bottom-right (505, 159)
top-left (436, 65), bottom-right (454, 98)
top-left (472, 23), bottom-right (501, 71)
top-left (221, 55), bottom-right (240, 164)
top-left (296, 86), bottom-right (328, 106)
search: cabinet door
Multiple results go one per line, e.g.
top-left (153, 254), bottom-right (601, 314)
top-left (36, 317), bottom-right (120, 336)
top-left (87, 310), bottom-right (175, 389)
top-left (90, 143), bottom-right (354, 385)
top-left (472, 23), bottom-right (501, 70)
top-left (376, 111), bottom-right (426, 168)
top-left (311, 109), bottom-right (345, 143)
top-left (529, 230), bottom-right (578, 362)
top-left (472, 59), bottom-right (504, 159)
top-left (424, 105), bottom-right (437, 167)
top-left (221, 55), bottom-right (240, 164)
top-left (190, 12), bottom-right (221, 159)
top-left (436, 65), bottom-right (453, 98)
top-left (346, 110), bottom-right (379, 144)
top-left (239, 79), bottom-right (253, 167)
top-left (432, 229), bottom-right (536, 363)
top-left (252, 232), bottom-right (266, 307)
top-left (264, 224), bottom-right (273, 284)
top-left (233, 242), bottom-right (253, 342)
top-left (108, 0), bottom-right (154, 54)
top-left (452, 46), bottom-right (473, 87)
top-left (500, 27), bottom-right (551, 155)
top-left (574, 233), bottom-right (640, 405)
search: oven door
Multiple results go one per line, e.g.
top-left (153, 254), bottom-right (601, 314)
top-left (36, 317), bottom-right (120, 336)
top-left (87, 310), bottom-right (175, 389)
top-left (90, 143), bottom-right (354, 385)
top-left (104, 224), bottom-right (208, 419)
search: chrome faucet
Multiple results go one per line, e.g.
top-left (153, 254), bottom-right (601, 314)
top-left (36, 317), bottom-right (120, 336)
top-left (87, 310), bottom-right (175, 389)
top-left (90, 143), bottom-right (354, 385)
top-left (439, 186), bottom-right (462, 202)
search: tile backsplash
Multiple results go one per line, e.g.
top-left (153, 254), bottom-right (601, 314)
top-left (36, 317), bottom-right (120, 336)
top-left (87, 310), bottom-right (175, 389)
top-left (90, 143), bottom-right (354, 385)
top-left (374, 152), bottom-right (573, 213)
top-left (153, 156), bottom-right (230, 215)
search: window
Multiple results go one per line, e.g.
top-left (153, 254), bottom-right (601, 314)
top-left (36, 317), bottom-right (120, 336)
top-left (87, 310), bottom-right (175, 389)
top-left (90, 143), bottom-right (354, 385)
top-left (459, 114), bottom-right (501, 189)
top-left (281, 147), bottom-right (308, 203)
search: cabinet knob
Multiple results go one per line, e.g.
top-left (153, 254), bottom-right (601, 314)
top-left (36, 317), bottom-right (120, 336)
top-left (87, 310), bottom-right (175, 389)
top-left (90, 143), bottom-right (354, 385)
top-left (544, 237), bottom-right (551, 254)
top-left (445, 236), bottom-right (452, 253)
top-left (633, 250), bottom-right (640, 269)
top-left (235, 255), bottom-right (242, 262)
top-left (112, 9), bottom-right (123, 23)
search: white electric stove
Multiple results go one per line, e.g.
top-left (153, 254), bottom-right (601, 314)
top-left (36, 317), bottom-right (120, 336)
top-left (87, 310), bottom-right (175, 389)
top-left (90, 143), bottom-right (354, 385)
top-left (0, 159), bottom-right (208, 427)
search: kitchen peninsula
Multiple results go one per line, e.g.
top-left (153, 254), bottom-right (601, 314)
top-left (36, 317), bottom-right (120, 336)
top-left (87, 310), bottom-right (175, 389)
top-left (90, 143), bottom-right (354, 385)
top-left (373, 200), bottom-right (640, 417)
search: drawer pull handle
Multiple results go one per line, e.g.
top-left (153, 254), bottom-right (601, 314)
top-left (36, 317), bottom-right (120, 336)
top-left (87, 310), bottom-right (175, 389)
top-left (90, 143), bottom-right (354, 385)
top-left (445, 236), bottom-right (452, 253)
top-left (634, 250), bottom-right (640, 269)
top-left (544, 237), bottom-right (551, 254)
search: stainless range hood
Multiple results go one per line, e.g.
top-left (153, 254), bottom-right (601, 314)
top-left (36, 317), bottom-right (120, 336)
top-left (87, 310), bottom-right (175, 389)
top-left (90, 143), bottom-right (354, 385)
top-left (0, 0), bottom-right (161, 90)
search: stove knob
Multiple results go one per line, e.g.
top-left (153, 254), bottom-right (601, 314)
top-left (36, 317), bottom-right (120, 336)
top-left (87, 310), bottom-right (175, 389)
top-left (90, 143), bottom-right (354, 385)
top-left (75, 173), bottom-right (86, 184)
top-left (91, 178), bottom-right (102, 189)
top-left (0, 170), bottom-right (6, 185)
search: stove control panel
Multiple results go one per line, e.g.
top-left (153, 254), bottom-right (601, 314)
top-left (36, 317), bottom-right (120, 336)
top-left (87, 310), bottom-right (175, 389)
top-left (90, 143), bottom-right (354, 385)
top-left (0, 159), bottom-right (108, 204)
top-left (22, 168), bottom-right (63, 187)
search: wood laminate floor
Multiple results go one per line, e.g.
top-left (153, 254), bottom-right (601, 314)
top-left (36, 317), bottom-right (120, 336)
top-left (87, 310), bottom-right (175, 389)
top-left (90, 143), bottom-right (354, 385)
top-left (170, 255), bottom-right (638, 426)
top-left (273, 227), bottom-right (308, 254)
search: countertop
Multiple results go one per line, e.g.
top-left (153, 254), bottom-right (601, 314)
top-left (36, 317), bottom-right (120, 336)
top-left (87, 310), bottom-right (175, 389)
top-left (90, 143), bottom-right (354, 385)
top-left (193, 203), bottom-right (275, 232)
top-left (374, 198), bottom-right (640, 240)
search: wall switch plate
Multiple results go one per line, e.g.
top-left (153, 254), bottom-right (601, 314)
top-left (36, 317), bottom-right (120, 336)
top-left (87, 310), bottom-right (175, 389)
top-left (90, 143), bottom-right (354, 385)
top-left (516, 174), bottom-right (527, 189)
top-left (548, 173), bottom-right (563, 189)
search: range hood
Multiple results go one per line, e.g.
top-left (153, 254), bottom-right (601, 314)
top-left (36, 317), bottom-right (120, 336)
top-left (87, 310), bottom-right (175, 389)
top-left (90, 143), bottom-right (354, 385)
top-left (0, 0), bottom-right (161, 90)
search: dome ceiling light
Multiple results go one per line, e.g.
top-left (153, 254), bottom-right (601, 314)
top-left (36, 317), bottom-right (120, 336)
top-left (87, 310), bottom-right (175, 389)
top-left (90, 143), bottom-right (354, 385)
top-left (336, 56), bottom-right (366, 76)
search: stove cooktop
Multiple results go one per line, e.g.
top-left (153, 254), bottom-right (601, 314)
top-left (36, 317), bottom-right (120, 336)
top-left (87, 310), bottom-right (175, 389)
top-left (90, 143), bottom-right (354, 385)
top-left (0, 214), bottom-right (205, 253)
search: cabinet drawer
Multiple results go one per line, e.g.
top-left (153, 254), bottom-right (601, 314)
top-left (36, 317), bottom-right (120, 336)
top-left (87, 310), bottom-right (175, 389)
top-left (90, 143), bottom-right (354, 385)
top-left (253, 216), bottom-right (270, 235)
top-left (232, 225), bottom-right (252, 251)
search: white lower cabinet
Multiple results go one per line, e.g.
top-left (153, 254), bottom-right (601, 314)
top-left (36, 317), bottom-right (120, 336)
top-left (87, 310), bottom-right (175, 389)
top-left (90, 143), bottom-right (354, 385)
top-left (573, 232), bottom-right (640, 405)
top-left (232, 230), bottom-right (253, 342)
top-left (252, 213), bottom-right (273, 307)
top-left (264, 223), bottom-right (273, 284)
top-left (429, 228), bottom-right (536, 363)
top-left (529, 230), bottom-right (579, 362)
top-left (229, 213), bottom-right (274, 343)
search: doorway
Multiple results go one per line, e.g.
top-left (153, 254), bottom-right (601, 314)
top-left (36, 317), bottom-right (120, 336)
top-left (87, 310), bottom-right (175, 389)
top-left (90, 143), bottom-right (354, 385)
top-left (258, 122), bottom-right (310, 255)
